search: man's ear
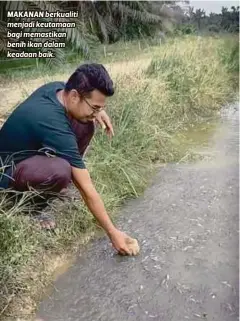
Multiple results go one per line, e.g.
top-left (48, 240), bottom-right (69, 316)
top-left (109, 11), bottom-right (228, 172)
top-left (70, 89), bottom-right (80, 102)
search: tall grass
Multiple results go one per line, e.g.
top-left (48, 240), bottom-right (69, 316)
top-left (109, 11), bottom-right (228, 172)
top-left (0, 35), bottom-right (238, 319)
top-left (218, 35), bottom-right (239, 87)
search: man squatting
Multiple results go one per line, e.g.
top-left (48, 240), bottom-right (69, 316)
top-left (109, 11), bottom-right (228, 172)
top-left (0, 63), bottom-right (139, 256)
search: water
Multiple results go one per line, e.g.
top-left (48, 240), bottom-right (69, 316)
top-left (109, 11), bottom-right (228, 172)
top-left (35, 103), bottom-right (239, 321)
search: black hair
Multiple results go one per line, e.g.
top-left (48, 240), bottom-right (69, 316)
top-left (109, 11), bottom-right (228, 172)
top-left (65, 63), bottom-right (114, 97)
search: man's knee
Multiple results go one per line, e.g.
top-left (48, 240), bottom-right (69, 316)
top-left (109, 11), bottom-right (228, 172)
top-left (51, 157), bottom-right (71, 191)
top-left (12, 156), bottom-right (71, 192)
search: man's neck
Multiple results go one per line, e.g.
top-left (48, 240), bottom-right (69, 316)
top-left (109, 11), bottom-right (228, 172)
top-left (57, 89), bottom-right (70, 115)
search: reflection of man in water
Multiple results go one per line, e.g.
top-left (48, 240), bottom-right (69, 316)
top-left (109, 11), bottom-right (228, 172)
top-left (0, 63), bottom-right (139, 256)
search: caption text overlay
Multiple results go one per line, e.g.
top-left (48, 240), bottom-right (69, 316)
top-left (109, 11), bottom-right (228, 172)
top-left (6, 10), bottom-right (78, 58)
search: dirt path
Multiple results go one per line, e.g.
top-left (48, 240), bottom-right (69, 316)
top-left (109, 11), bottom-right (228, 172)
top-left (35, 104), bottom-right (239, 321)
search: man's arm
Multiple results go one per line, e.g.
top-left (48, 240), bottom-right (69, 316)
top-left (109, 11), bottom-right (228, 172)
top-left (71, 167), bottom-right (138, 256)
top-left (72, 167), bottom-right (116, 236)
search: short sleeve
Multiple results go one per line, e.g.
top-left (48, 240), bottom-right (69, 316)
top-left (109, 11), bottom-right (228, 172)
top-left (36, 114), bottom-right (86, 169)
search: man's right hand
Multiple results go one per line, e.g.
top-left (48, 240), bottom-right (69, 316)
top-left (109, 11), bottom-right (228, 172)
top-left (108, 229), bottom-right (140, 256)
top-left (72, 167), bottom-right (140, 256)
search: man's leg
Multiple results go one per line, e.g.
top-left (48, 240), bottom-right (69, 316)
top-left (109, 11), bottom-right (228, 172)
top-left (70, 118), bottom-right (95, 157)
top-left (10, 155), bottom-right (72, 229)
top-left (11, 155), bottom-right (71, 192)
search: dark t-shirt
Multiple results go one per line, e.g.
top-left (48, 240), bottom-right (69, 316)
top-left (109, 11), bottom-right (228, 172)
top-left (0, 81), bottom-right (86, 188)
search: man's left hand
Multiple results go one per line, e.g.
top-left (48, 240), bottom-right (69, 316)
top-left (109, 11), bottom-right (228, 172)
top-left (95, 110), bottom-right (114, 139)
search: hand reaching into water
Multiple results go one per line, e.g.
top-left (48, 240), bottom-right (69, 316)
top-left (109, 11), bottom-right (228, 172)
top-left (108, 229), bottom-right (140, 256)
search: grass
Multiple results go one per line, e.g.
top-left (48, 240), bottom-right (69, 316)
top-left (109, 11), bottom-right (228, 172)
top-left (0, 35), bottom-right (238, 320)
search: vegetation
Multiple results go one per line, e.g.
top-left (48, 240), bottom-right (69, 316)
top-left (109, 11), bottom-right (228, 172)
top-left (0, 34), bottom-right (238, 319)
top-left (176, 5), bottom-right (239, 35)
top-left (0, 1), bottom-right (238, 69)
top-left (0, 0), bottom-right (185, 66)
